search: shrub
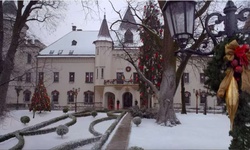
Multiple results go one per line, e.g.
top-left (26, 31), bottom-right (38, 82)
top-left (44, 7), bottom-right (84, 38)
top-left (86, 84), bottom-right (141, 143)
top-left (129, 146), bottom-right (144, 150)
top-left (132, 116), bottom-right (142, 127)
top-left (63, 106), bottom-right (69, 113)
top-left (20, 116), bottom-right (30, 125)
top-left (91, 111), bottom-right (97, 118)
top-left (56, 125), bottom-right (69, 138)
top-left (106, 112), bottom-right (113, 117)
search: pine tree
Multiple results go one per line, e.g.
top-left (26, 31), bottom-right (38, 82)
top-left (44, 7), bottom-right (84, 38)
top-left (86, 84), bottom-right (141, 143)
top-left (204, 35), bottom-right (250, 149)
top-left (138, 0), bottom-right (163, 108)
top-left (29, 80), bottom-right (51, 117)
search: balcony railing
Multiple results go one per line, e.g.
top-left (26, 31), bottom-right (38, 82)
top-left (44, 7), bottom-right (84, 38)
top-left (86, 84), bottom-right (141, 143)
top-left (104, 79), bottom-right (139, 85)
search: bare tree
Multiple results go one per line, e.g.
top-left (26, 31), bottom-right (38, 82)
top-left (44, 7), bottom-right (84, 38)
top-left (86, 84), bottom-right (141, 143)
top-left (0, 1), bottom-right (66, 116)
top-left (110, 0), bottom-right (212, 126)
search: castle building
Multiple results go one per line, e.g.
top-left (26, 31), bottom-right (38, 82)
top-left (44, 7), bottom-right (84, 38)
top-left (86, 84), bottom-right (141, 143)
top-left (6, 5), bottom-right (219, 112)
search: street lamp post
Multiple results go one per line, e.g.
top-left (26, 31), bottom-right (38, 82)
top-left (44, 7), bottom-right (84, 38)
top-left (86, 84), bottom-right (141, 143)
top-left (73, 88), bottom-right (80, 112)
top-left (163, 0), bottom-right (250, 53)
top-left (15, 86), bottom-right (22, 110)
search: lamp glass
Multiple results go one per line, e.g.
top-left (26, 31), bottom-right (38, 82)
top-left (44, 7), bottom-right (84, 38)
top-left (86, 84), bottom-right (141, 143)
top-left (164, 1), bottom-right (196, 47)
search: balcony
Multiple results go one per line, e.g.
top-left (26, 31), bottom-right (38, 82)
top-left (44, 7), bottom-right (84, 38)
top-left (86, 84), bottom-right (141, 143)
top-left (104, 79), bottom-right (139, 85)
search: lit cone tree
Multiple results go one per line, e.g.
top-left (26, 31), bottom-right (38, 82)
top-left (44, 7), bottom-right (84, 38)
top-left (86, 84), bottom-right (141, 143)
top-left (204, 36), bottom-right (250, 149)
top-left (138, 0), bottom-right (163, 108)
top-left (29, 80), bottom-right (51, 118)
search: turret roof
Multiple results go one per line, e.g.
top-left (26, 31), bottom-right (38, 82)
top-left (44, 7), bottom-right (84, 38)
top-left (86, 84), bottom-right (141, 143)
top-left (119, 7), bottom-right (138, 30)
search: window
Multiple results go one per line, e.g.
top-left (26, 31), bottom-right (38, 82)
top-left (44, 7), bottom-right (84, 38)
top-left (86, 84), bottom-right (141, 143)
top-left (69, 50), bottom-right (74, 55)
top-left (23, 90), bottom-right (31, 102)
top-left (26, 72), bottom-right (31, 82)
top-left (183, 73), bottom-right (189, 83)
top-left (72, 40), bottom-right (77, 46)
top-left (69, 72), bottom-right (75, 82)
top-left (96, 48), bottom-right (99, 55)
top-left (116, 72), bottom-right (124, 84)
top-left (39, 72), bottom-right (44, 81)
top-left (54, 72), bottom-right (59, 82)
top-left (124, 29), bottom-right (133, 43)
top-left (101, 68), bottom-right (104, 79)
top-left (133, 73), bottom-right (139, 84)
top-left (184, 91), bottom-right (191, 105)
top-left (200, 91), bottom-right (207, 104)
top-left (85, 72), bottom-right (93, 83)
top-left (84, 91), bottom-right (94, 104)
top-left (27, 53), bottom-right (31, 64)
top-left (200, 73), bottom-right (205, 83)
top-left (51, 90), bottom-right (59, 103)
top-left (49, 50), bottom-right (54, 54)
top-left (96, 68), bottom-right (98, 79)
top-left (58, 50), bottom-right (63, 55)
top-left (67, 90), bottom-right (74, 103)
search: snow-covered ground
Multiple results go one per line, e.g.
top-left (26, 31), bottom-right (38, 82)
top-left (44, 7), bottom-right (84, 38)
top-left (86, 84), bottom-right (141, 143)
top-left (0, 110), bottom-right (232, 149)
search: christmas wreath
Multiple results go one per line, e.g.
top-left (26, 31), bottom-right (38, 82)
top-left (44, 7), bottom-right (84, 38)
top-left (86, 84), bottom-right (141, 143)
top-left (126, 66), bottom-right (131, 72)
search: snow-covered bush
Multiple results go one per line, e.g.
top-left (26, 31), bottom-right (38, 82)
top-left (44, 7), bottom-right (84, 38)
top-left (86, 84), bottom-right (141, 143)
top-left (132, 116), bottom-right (142, 127)
top-left (63, 106), bottom-right (69, 113)
top-left (91, 111), bottom-right (97, 118)
top-left (56, 125), bottom-right (69, 138)
top-left (129, 146), bottom-right (144, 150)
top-left (20, 116), bottom-right (30, 125)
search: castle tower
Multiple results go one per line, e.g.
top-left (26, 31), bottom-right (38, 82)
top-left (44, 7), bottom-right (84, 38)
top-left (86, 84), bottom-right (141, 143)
top-left (93, 14), bottom-right (113, 85)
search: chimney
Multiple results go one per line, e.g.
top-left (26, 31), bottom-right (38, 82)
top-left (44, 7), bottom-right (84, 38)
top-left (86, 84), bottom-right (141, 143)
top-left (72, 26), bottom-right (76, 31)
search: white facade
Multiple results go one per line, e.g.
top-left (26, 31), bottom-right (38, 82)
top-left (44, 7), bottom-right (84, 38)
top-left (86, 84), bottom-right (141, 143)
top-left (6, 7), bottom-right (221, 112)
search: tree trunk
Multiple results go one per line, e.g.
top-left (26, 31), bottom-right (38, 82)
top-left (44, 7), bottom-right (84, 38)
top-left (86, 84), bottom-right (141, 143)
top-left (0, 25), bottom-right (21, 116)
top-left (156, 60), bottom-right (181, 126)
top-left (0, 1), bottom-right (3, 74)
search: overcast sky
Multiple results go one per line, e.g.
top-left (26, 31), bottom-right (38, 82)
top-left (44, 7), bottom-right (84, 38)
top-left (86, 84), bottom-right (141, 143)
top-left (26, 0), bottom-right (249, 46)
top-left (28, 0), bottom-right (145, 46)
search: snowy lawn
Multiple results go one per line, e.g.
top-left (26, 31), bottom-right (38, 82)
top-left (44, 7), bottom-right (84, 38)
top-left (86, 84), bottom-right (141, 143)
top-left (0, 110), bottom-right (115, 149)
top-left (129, 113), bottom-right (232, 149)
top-left (0, 110), bottom-right (232, 149)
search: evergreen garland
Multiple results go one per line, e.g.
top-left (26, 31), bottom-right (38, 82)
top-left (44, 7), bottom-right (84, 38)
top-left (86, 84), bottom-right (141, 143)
top-left (204, 35), bottom-right (250, 149)
top-left (138, 0), bottom-right (163, 107)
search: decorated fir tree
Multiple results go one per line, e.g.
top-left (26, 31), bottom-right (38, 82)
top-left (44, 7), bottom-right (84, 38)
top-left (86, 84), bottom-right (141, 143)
top-left (29, 80), bottom-right (51, 117)
top-left (204, 35), bottom-right (250, 149)
top-left (138, 0), bottom-right (163, 108)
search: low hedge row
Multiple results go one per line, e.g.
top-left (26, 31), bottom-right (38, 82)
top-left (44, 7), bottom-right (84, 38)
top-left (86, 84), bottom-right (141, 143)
top-left (89, 116), bottom-right (117, 136)
top-left (50, 136), bottom-right (102, 150)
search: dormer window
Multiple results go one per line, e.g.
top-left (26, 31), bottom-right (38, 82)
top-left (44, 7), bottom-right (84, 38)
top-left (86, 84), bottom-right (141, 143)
top-left (69, 50), bottom-right (74, 55)
top-left (49, 50), bottom-right (54, 54)
top-left (124, 29), bottom-right (133, 43)
top-left (72, 40), bottom-right (77, 46)
top-left (58, 50), bottom-right (63, 55)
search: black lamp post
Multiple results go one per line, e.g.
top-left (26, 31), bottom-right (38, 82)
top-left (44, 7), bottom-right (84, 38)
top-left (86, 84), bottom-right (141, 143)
top-left (15, 86), bottom-right (22, 110)
top-left (163, 0), bottom-right (250, 54)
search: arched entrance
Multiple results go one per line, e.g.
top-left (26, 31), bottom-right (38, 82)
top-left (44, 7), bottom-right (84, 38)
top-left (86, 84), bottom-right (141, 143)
top-left (123, 92), bottom-right (133, 109)
top-left (105, 92), bottom-right (115, 110)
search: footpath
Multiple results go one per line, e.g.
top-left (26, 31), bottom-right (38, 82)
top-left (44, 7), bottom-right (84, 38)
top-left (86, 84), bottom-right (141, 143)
top-left (105, 113), bottom-right (132, 150)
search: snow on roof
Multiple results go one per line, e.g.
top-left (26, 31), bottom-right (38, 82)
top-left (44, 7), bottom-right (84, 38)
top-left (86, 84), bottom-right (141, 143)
top-left (39, 30), bottom-right (99, 55)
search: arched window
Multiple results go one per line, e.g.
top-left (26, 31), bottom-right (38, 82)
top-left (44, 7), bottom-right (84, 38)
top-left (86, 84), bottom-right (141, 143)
top-left (51, 90), bottom-right (59, 104)
top-left (124, 29), bottom-right (133, 43)
top-left (23, 90), bottom-right (31, 102)
top-left (67, 90), bottom-right (74, 103)
top-left (184, 91), bottom-right (191, 105)
top-left (84, 90), bottom-right (94, 104)
top-left (200, 91), bottom-right (207, 105)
